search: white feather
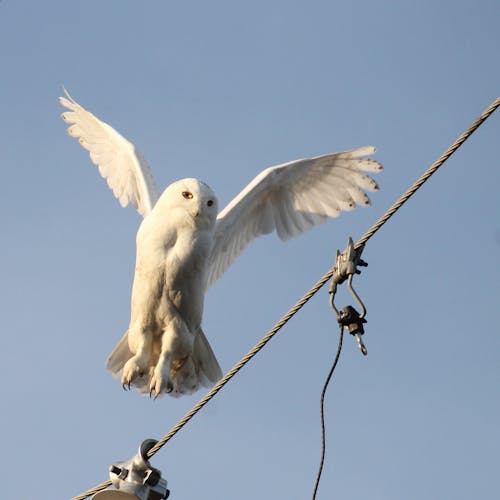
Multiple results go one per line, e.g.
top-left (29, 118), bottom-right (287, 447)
top-left (206, 149), bottom-right (382, 287)
top-left (59, 88), bottom-right (159, 217)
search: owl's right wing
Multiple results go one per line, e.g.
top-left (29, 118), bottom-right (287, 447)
top-left (59, 89), bottom-right (159, 217)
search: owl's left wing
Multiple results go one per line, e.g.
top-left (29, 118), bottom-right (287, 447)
top-left (206, 146), bottom-right (382, 288)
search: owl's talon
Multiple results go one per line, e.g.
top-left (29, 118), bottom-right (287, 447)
top-left (121, 356), bottom-right (147, 390)
top-left (149, 368), bottom-right (171, 397)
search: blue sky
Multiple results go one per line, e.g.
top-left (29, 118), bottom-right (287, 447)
top-left (1, 1), bottom-right (499, 499)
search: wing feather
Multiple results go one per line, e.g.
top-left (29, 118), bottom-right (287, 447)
top-left (59, 89), bottom-right (159, 217)
top-left (206, 147), bottom-right (382, 288)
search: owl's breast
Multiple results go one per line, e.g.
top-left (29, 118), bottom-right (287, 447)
top-left (162, 228), bottom-right (213, 327)
top-left (165, 230), bottom-right (211, 288)
top-left (131, 216), bottom-right (213, 331)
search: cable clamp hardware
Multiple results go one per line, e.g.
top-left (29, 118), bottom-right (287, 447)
top-left (329, 237), bottom-right (368, 355)
top-left (93, 439), bottom-right (170, 500)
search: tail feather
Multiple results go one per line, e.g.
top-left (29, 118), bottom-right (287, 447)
top-left (193, 326), bottom-right (223, 388)
top-left (106, 330), bottom-right (132, 375)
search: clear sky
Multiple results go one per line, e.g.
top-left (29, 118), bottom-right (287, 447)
top-left (1, 1), bottom-right (499, 499)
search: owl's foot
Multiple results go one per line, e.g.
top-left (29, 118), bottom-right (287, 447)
top-left (149, 368), bottom-right (173, 399)
top-left (148, 356), bottom-right (199, 397)
top-left (121, 356), bottom-right (147, 389)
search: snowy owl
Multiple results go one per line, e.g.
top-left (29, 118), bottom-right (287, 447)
top-left (59, 90), bottom-right (382, 398)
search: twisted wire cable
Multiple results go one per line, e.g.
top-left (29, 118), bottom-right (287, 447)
top-left (71, 96), bottom-right (499, 500)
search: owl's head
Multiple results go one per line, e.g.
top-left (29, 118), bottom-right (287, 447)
top-left (155, 178), bottom-right (218, 229)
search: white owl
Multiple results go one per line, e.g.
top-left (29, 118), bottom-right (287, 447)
top-left (59, 90), bottom-right (382, 398)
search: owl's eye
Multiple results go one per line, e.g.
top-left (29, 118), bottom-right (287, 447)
top-left (207, 200), bottom-right (213, 207)
top-left (182, 191), bottom-right (193, 199)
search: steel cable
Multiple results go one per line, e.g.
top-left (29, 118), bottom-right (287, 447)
top-left (71, 96), bottom-right (499, 500)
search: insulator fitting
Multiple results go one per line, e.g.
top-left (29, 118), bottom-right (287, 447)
top-left (329, 237), bottom-right (369, 355)
top-left (93, 439), bottom-right (170, 500)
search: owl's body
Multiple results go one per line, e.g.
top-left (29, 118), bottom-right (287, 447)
top-left (107, 180), bottom-right (222, 396)
top-left (59, 90), bottom-right (383, 398)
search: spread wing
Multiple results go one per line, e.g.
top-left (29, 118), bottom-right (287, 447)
top-left (59, 89), bottom-right (159, 217)
top-left (206, 146), bottom-right (382, 288)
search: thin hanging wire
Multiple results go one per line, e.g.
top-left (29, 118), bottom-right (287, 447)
top-left (312, 325), bottom-right (345, 500)
top-left (71, 96), bottom-right (499, 500)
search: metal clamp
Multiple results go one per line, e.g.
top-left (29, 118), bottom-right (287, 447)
top-left (93, 439), bottom-right (170, 500)
top-left (329, 237), bottom-right (368, 355)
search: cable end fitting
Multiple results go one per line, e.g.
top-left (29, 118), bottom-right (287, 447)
top-left (355, 333), bottom-right (368, 356)
top-left (339, 305), bottom-right (368, 356)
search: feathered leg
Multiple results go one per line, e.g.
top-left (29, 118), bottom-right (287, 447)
top-left (121, 318), bottom-right (154, 389)
top-left (149, 305), bottom-right (197, 397)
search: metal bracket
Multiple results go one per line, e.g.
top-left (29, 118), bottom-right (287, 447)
top-left (329, 237), bottom-right (368, 355)
top-left (93, 439), bottom-right (170, 500)
top-left (337, 305), bottom-right (367, 355)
